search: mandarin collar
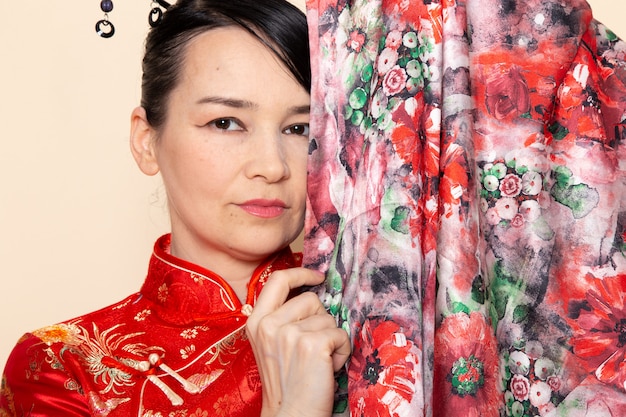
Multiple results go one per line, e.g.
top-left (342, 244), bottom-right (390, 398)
top-left (139, 234), bottom-right (301, 326)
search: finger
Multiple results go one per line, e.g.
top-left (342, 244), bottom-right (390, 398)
top-left (256, 291), bottom-right (328, 330)
top-left (330, 328), bottom-right (351, 372)
top-left (252, 268), bottom-right (325, 317)
top-left (249, 294), bottom-right (328, 364)
top-left (279, 323), bottom-right (351, 372)
top-left (277, 311), bottom-right (338, 334)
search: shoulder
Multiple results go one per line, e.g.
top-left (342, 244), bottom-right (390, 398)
top-left (1, 293), bottom-right (146, 416)
top-left (1, 331), bottom-right (89, 416)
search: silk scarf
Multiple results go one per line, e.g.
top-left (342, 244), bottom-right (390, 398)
top-left (303, 0), bottom-right (626, 415)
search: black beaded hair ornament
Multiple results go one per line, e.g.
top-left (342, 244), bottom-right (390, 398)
top-left (96, 0), bottom-right (171, 38)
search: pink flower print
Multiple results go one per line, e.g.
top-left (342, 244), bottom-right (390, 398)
top-left (546, 375), bottom-right (561, 392)
top-left (510, 374), bottom-right (531, 401)
top-left (534, 357), bottom-right (556, 380)
top-left (529, 381), bottom-right (552, 407)
top-left (370, 88), bottom-right (389, 119)
top-left (524, 341), bottom-right (544, 359)
top-left (377, 47), bottom-right (399, 75)
top-left (347, 29), bottom-right (366, 53)
top-left (508, 351), bottom-right (530, 375)
top-left (538, 402), bottom-right (556, 416)
top-left (519, 200), bottom-right (541, 222)
top-left (510, 213), bottom-right (524, 228)
top-left (385, 30), bottom-right (403, 50)
top-left (429, 65), bottom-right (440, 83)
top-left (499, 174), bottom-right (522, 197)
top-left (485, 207), bottom-right (501, 225)
top-left (494, 197), bottom-right (519, 220)
top-left (505, 149), bottom-right (550, 174)
top-left (522, 171), bottom-right (542, 195)
top-left (383, 65), bottom-right (408, 96)
top-left (480, 198), bottom-right (489, 213)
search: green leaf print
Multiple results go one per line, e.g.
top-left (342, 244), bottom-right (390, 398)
top-left (391, 206), bottom-right (410, 234)
top-left (548, 121), bottom-right (569, 140)
top-left (490, 261), bottom-right (524, 320)
top-left (512, 304), bottom-right (529, 324)
top-left (452, 302), bottom-right (471, 315)
top-left (550, 165), bottom-right (599, 218)
top-left (471, 275), bottom-right (486, 304)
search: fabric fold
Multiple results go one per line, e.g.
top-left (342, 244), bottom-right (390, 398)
top-left (304, 0), bottom-right (626, 415)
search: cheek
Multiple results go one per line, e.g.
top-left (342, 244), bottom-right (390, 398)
top-left (290, 140), bottom-right (309, 174)
top-left (161, 152), bottom-right (231, 202)
top-left (290, 147), bottom-right (309, 198)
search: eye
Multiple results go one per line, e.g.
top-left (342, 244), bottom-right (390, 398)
top-left (207, 118), bottom-right (244, 131)
top-left (283, 123), bottom-right (310, 137)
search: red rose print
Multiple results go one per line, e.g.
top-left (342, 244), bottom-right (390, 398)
top-left (510, 374), bottom-right (531, 401)
top-left (485, 66), bottom-right (530, 120)
top-left (383, 65), bottom-right (407, 96)
top-left (499, 174), bottom-right (522, 197)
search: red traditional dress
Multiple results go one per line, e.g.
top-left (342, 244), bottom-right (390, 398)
top-left (0, 234), bottom-right (301, 417)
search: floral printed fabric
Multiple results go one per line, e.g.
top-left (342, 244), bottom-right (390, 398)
top-left (303, 0), bottom-right (626, 416)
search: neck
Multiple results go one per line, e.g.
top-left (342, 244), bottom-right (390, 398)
top-left (169, 239), bottom-right (265, 304)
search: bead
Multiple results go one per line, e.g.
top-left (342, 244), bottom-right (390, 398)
top-left (100, 0), bottom-right (113, 13)
top-left (95, 19), bottom-right (115, 38)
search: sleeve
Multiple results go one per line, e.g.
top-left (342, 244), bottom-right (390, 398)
top-left (0, 334), bottom-right (90, 417)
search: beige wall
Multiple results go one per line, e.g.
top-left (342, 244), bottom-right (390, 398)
top-left (0, 1), bottom-right (622, 368)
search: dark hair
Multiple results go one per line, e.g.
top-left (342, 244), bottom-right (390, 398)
top-left (141, 0), bottom-right (310, 129)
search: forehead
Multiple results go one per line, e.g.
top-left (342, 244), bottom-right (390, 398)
top-left (181, 27), bottom-right (279, 79)
top-left (173, 26), bottom-right (305, 102)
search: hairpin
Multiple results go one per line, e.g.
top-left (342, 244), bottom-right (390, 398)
top-left (150, 0), bottom-right (172, 28)
top-left (96, 0), bottom-right (171, 38)
top-left (95, 0), bottom-right (115, 38)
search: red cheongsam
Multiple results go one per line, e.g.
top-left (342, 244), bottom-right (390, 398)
top-left (0, 234), bottom-right (302, 417)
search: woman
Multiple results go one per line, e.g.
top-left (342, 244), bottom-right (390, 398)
top-left (0, 1), bottom-right (349, 416)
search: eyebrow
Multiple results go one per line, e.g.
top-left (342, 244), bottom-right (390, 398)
top-left (196, 96), bottom-right (310, 116)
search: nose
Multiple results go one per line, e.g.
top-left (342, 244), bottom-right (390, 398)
top-left (244, 131), bottom-right (290, 183)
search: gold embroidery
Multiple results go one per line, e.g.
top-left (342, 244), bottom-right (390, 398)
top-left (205, 328), bottom-right (245, 367)
top-left (66, 323), bottom-right (164, 394)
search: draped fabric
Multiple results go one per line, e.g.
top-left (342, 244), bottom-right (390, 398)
top-left (303, 0), bottom-right (626, 415)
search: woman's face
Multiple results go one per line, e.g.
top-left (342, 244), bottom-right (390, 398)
top-left (141, 27), bottom-right (310, 274)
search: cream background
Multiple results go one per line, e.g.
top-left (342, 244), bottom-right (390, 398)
top-left (0, 0), bottom-right (622, 369)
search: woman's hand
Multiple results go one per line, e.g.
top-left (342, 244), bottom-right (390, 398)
top-left (246, 268), bottom-right (350, 417)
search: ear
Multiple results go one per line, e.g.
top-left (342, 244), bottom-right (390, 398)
top-left (130, 106), bottom-right (160, 176)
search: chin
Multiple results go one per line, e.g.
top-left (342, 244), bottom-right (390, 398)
top-left (231, 240), bottom-right (288, 261)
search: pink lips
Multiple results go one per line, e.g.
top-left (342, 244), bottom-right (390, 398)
top-left (239, 199), bottom-right (287, 218)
